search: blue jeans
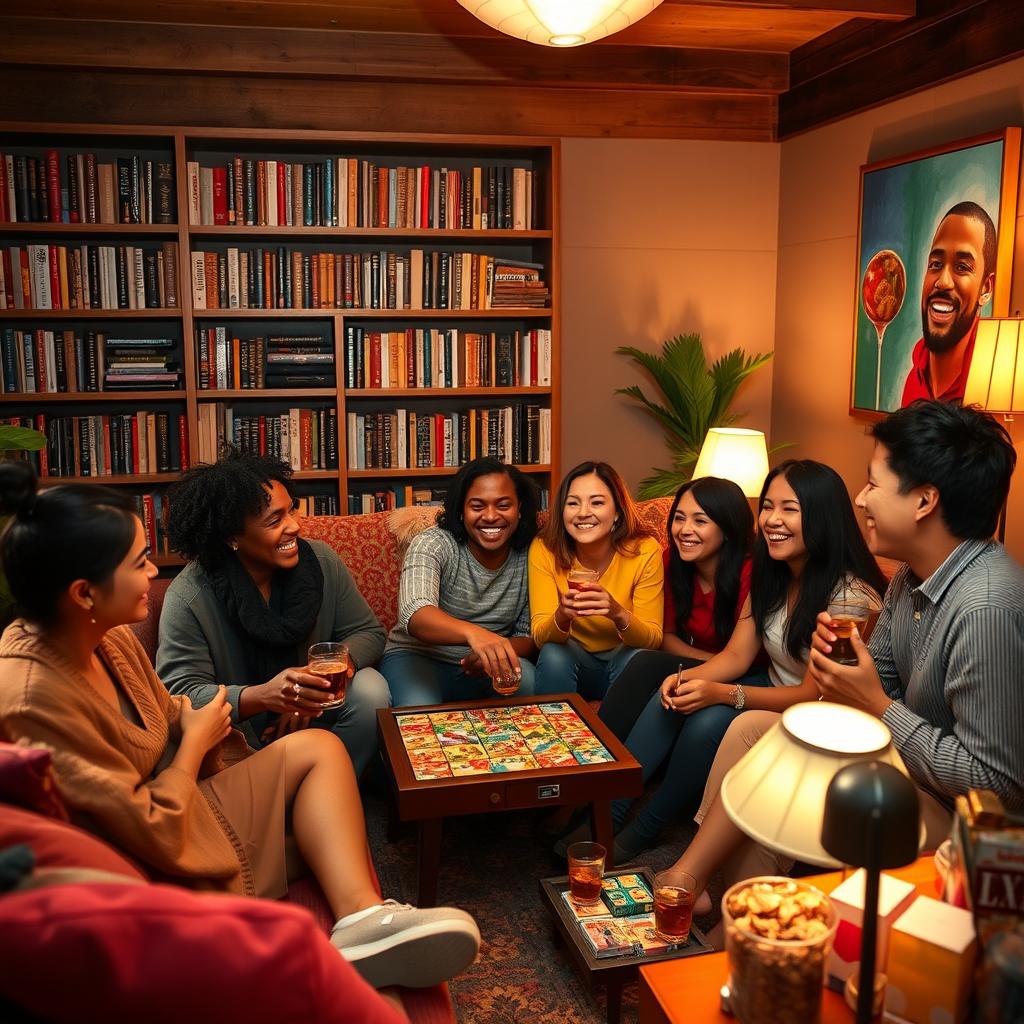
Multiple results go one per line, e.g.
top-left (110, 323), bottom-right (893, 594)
top-left (533, 639), bottom-right (640, 700)
top-left (614, 670), bottom-right (772, 852)
top-left (250, 666), bottom-right (390, 779)
top-left (381, 648), bottom-right (538, 707)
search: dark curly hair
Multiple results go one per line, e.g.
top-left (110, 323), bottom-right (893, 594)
top-left (436, 457), bottom-right (539, 551)
top-left (166, 449), bottom-right (294, 572)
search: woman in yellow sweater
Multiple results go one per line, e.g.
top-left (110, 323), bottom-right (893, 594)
top-left (530, 461), bottom-right (664, 697)
top-left (0, 463), bottom-right (478, 991)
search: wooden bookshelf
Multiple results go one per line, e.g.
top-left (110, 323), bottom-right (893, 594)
top-left (0, 122), bottom-right (561, 519)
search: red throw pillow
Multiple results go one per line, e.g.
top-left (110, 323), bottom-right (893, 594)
top-left (0, 882), bottom-right (406, 1024)
top-left (0, 804), bottom-right (147, 880)
top-left (0, 743), bottom-right (68, 820)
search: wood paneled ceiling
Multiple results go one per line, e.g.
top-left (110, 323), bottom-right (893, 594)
top-left (1, 0), bottom-right (1022, 140)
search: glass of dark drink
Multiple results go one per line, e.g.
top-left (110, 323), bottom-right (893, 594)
top-left (567, 568), bottom-right (600, 592)
top-left (567, 841), bottom-right (605, 906)
top-left (826, 590), bottom-right (881, 665)
top-left (307, 642), bottom-right (350, 709)
top-left (491, 670), bottom-right (520, 696)
top-left (654, 870), bottom-right (696, 944)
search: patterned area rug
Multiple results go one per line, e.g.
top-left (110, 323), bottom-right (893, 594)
top-left (364, 792), bottom-right (718, 1024)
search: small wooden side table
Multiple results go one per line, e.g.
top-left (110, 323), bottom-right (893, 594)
top-left (638, 856), bottom-right (939, 1024)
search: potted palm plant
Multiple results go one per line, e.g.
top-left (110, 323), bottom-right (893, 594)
top-left (616, 332), bottom-right (776, 499)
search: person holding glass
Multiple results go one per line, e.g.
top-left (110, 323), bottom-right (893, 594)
top-left (0, 463), bottom-right (480, 989)
top-left (381, 457), bottom-right (539, 707)
top-left (530, 461), bottom-right (664, 699)
top-left (157, 450), bottom-right (389, 778)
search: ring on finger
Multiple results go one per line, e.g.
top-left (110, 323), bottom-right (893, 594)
top-left (292, 681), bottom-right (301, 699)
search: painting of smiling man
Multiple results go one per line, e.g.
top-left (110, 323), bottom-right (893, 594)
top-left (851, 129), bottom-right (1020, 414)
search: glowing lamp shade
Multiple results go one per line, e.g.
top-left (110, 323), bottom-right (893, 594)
top-left (963, 317), bottom-right (1024, 413)
top-left (691, 427), bottom-right (769, 498)
top-left (720, 702), bottom-right (909, 868)
top-left (455, 1), bottom-right (665, 47)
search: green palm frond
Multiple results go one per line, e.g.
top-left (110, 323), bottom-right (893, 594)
top-left (0, 426), bottom-right (46, 452)
top-left (616, 333), bottom-right (777, 499)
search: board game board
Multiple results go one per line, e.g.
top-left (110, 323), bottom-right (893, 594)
top-left (396, 701), bottom-right (616, 780)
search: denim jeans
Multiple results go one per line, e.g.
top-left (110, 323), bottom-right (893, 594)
top-left (533, 639), bottom-right (640, 700)
top-left (249, 666), bottom-right (390, 778)
top-left (380, 648), bottom-right (538, 708)
top-left (613, 670), bottom-right (772, 852)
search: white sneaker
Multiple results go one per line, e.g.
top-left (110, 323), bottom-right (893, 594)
top-left (330, 900), bottom-right (480, 988)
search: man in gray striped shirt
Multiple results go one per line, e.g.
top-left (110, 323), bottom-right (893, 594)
top-left (811, 400), bottom-right (1023, 842)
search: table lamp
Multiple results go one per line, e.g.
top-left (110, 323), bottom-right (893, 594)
top-left (720, 703), bottom-right (920, 1023)
top-left (691, 428), bottom-right (769, 499)
top-left (962, 315), bottom-right (1022, 543)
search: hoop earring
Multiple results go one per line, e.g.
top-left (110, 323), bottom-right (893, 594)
top-left (229, 542), bottom-right (239, 551)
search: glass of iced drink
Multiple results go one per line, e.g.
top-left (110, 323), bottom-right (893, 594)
top-left (654, 871), bottom-right (697, 944)
top-left (567, 841), bottom-right (605, 906)
top-left (307, 642), bottom-right (350, 709)
top-left (567, 568), bottom-right (600, 592)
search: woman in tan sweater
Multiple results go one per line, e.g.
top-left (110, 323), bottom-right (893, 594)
top-left (0, 462), bottom-right (478, 991)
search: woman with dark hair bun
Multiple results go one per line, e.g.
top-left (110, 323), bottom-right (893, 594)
top-left (381, 457), bottom-right (539, 707)
top-left (0, 464), bottom-right (480, 989)
top-left (157, 450), bottom-right (388, 776)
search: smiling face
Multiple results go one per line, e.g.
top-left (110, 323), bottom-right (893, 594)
top-left (758, 473), bottom-right (807, 569)
top-left (231, 479), bottom-right (301, 578)
top-left (563, 472), bottom-right (617, 549)
top-left (463, 472), bottom-right (521, 566)
top-left (671, 489), bottom-right (725, 567)
top-left (920, 213), bottom-right (994, 355)
top-left (856, 442), bottom-right (923, 559)
top-left (92, 516), bottom-right (158, 628)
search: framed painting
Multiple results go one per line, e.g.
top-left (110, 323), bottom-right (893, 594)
top-left (850, 128), bottom-right (1021, 415)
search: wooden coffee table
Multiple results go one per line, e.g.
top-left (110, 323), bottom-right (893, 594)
top-left (377, 693), bottom-right (642, 907)
top-left (540, 867), bottom-right (713, 1024)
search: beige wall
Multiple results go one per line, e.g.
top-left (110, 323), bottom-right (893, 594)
top-left (774, 55), bottom-right (1024, 560)
top-left (560, 138), bottom-right (780, 498)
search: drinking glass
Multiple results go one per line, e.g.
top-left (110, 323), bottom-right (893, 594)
top-left (567, 841), bottom-right (605, 906)
top-left (826, 588), bottom-right (882, 665)
top-left (491, 670), bottom-right (520, 696)
top-left (567, 568), bottom-right (600, 592)
top-left (307, 641), bottom-right (350, 709)
top-left (653, 871), bottom-right (696, 944)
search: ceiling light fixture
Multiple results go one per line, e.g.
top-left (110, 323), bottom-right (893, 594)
top-left (455, 1), bottom-right (666, 47)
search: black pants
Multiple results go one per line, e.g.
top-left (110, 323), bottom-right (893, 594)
top-left (597, 650), bottom-right (703, 742)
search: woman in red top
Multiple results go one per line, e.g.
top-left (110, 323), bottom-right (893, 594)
top-left (594, 477), bottom-right (768, 860)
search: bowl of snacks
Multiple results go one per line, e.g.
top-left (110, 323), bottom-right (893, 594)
top-left (722, 876), bottom-right (838, 1024)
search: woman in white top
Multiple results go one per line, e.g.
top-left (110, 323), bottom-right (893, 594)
top-left (615, 459), bottom-right (886, 860)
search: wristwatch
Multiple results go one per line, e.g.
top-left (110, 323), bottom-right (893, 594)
top-left (731, 683), bottom-right (746, 710)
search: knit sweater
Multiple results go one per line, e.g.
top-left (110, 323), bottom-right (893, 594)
top-left (0, 622), bottom-right (254, 895)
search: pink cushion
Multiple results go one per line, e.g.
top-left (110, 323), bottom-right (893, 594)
top-left (0, 882), bottom-right (406, 1024)
top-left (0, 743), bottom-right (68, 820)
top-left (0, 804), bottom-right (147, 880)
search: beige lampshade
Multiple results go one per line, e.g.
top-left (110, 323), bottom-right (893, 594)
top-left (720, 702), bottom-right (910, 869)
top-left (455, 0), bottom-right (665, 47)
top-left (692, 427), bottom-right (769, 498)
top-left (963, 317), bottom-right (1024, 413)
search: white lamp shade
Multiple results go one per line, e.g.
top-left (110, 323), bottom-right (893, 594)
top-left (720, 702), bottom-right (910, 869)
top-left (455, 1), bottom-right (665, 46)
top-left (963, 317), bottom-right (1024, 413)
top-left (691, 427), bottom-right (770, 498)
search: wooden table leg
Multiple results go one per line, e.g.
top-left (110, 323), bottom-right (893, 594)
top-left (417, 818), bottom-right (442, 908)
top-left (605, 976), bottom-right (623, 1024)
top-left (591, 801), bottom-right (615, 868)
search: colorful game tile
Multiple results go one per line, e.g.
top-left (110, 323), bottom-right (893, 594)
top-left (535, 748), bottom-right (578, 768)
top-left (559, 732), bottom-right (604, 751)
top-left (450, 759), bottom-right (494, 776)
top-left (484, 737), bottom-right (532, 757)
top-left (573, 748), bottom-right (614, 765)
top-left (525, 736), bottom-right (571, 755)
top-left (442, 743), bottom-right (488, 762)
top-left (402, 733), bottom-right (443, 751)
top-left (536, 702), bottom-right (573, 715)
top-left (488, 755), bottom-right (538, 773)
top-left (517, 721), bottom-right (558, 740)
top-left (436, 729), bottom-right (479, 747)
top-left (430, 711), bottom-right (471, 727)
top-left (546, 713), bottom-right (586, 733)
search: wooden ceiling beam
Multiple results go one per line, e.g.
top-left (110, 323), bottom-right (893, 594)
top-left (0, 67), bottom-right (776, 141)
top-left (0, 17), bottom-right (788, 93)
top-left (780, 0), bottom-right (1024, 136)
top-left (668, 0), bottom-right (913, 18)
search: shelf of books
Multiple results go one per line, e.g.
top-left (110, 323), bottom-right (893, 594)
top-left (1, 124), bottom-right (560, 531)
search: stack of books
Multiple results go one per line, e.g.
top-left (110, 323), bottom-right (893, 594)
top-left (103, 337), bottom-right (181, 391)
top-left (265, 335), bottom-right (335, 389)
top-left (491, 259), bottom-right (550, 308)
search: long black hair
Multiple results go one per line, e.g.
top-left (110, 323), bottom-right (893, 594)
top-left (0, 461), bottom-right (138, 625)
top-left (667, 477), bottom-right (753, 647)
top-left (437, 457), bottom-right (538, 551)
top-left (752, 459), bottom-right (886, 659)
top-left (166, 448), bottom-right (294, 573)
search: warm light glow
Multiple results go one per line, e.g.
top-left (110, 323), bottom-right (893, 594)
top-left (720, 702), bottom-right (910, 868)
top-left (691, 428), bottom-right (769, 498)
top-left (455, 0), bottom-right (665, 47)
top-left (964, 317), bottom-right (1024, 413)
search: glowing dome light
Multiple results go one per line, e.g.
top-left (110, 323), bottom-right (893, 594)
top-left (456, 1), bottom-right (666, 47)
